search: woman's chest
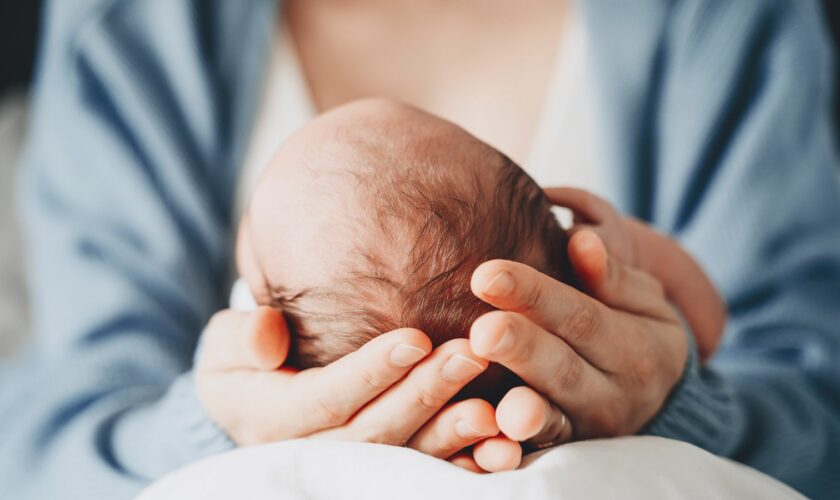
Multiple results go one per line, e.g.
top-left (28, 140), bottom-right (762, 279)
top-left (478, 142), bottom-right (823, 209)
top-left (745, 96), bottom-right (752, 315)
top-left (285, 0), bottom-right (569, 165)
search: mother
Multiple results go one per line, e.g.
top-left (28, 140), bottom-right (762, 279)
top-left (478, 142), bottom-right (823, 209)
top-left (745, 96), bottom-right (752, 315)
top-left (2, 0), bottom-right (839, 498)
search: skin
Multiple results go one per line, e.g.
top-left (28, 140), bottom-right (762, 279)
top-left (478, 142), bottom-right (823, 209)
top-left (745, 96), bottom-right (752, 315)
top-left (286, 0), bottom-right (569, 165)
top-left (469, 232), bottom-right (689, 448)
top-left (196, 307), bottom-right (494, 450)
top-left (545, 188), bottom-right (726, 361)
top-left (197, 200), bottom-right (691, 469)
top-left (197, 100), bottom-right (522, 469)
top-left (197, 0), bottom-right (704, 472)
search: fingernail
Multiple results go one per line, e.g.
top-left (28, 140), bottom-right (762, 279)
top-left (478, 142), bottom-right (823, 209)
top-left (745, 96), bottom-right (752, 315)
top-left (390, 344), bottom-right (429, 367)
top-left (442, 354), bottom-right (485, 382)
top-left (455, 419), bottom-right (485, 439)
top-left (492, 327), bottom-right (516, 355)
top-left (482, 271), bottom-right (514, 297)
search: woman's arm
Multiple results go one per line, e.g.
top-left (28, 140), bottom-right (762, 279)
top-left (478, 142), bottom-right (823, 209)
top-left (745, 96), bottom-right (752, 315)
top-left (0, 2), bottom-right (248, 497)
top-left (542, 187), bottom-right (726, 361)
top-left (641, 1), bottom-right (840, 496)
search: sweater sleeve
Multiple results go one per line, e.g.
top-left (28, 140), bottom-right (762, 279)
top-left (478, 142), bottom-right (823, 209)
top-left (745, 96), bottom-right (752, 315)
top-left (0, 1), bottom-right (244, 498)
top-left (641, 2), bottom-right (840, 498)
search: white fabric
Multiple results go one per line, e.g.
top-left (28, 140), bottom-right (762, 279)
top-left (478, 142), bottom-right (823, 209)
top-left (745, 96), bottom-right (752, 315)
top-left (233, 21), bottom-right (316, 223)
top-left (525, 6), bottom-right (601, 193)
top-left (229, 277), bottom-right (258, 311)
top-left (138, 437), bottom-right (803, 500)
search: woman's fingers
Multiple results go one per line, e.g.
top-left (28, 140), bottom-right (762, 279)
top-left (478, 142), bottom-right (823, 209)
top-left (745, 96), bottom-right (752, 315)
top-left (469, 310), bottom-right (608, 411)
top-left (449, 453), bottom-right (485, 473)
top-left (199, 306), bottom-right (290, 371)
top-left (471, 259), bottom-right (629, 366)
top-left (567, 230), bottom-right (676, 321)
top-left (196, 324), bottom-right (432, 444)
top-left (473, 436), bottom-right (523, 472)
top-left (543, 187), bottom-right (612, 224)
top-left (289, 328), bottom-right (432, 435)
top-left (496, 386), bottom-right (573, 447)
top-left (312, 339), bottom-right (487, 444)
top-left (406, 398), bottom-right (499, 459)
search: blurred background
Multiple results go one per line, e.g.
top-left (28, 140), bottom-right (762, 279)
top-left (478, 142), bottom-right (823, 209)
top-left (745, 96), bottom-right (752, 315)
top-left (0, 0), bottom-right (41, 359)
top-left (0, 0), bottom-right (838, 360)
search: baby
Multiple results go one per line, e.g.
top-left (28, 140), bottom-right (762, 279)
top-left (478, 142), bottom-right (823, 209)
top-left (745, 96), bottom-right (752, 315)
top-left (235, 99), bottom-right (724, 403)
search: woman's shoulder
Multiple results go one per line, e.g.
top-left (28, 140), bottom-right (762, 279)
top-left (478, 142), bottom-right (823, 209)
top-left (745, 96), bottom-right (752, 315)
top-left (36, 0), bottom-right (276, 183)
top-left (664, 0), bottom-right (833, 68)
top-left (49, 0), bottom-right (274, 69)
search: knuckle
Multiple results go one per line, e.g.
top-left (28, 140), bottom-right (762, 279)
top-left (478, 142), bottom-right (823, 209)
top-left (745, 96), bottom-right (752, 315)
top-left (629, 356), bottom-right (656, 386)
top-left (360, 368), bottom-right (391, 391)
top-left (521, 281), bottom-right (544, 314)
top-left (429, 428), bottom-right (456, 455)
top-left (308, 396), bottom-right (345, 428)
top-left (415, 387), bottom-right (449, 411)
top-left (512, 335), bottom-right (535, 365)
top-left (561, 301), bottom-right (601, 345)
top-left (555, 356), bottom-right (584, 392)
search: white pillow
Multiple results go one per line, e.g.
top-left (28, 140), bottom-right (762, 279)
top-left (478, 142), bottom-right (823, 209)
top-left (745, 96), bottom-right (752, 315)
top-left (138, 436), bottom-right (803, 500)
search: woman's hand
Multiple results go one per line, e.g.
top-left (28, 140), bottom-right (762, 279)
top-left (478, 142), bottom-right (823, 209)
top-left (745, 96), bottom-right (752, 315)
top-left (468, 231), bottom-right (689, 448)
top-left (545, 187), bottom-right (725, 361)
top-left (195, 307), bottom-right (518, 470)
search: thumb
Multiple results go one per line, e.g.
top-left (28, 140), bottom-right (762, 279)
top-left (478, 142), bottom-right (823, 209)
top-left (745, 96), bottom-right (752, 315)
top-left (568, 230), bottom-right (674, 320)
top-left (567, 230), bottom-right (609, 294)
top-left (199, 306), bottom-right (291, 371)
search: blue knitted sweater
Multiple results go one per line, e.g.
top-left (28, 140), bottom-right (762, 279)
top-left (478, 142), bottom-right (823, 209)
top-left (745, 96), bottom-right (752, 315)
top-left (2, 0), bottom-right (839, 498)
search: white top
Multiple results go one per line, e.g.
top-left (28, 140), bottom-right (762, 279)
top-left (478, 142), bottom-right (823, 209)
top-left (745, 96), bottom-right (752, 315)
top-left (233, 23), bottom-right (317, 220)
top-left (231, 9), bottom-right (603, 308)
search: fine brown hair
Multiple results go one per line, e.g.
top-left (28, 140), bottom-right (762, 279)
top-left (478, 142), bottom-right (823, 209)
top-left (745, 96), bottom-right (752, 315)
top-left (270, 150), bottom-right (568, 370)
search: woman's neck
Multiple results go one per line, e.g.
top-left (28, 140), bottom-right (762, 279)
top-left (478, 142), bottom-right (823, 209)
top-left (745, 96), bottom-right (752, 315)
top-left (284, 0), bottom-right (570, 165)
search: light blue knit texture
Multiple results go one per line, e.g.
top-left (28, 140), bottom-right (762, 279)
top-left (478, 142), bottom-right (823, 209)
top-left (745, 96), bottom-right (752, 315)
top-left (1, 0), bottom-right (839, 498)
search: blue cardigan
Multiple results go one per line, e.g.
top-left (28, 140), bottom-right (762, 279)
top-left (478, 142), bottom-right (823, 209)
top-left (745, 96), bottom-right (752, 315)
top-left (2, 0), bottom-right (839, 498)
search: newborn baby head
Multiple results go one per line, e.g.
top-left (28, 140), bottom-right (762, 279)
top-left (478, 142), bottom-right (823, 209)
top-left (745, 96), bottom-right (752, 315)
top-left (238, 99), bottom-right (567, 402)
